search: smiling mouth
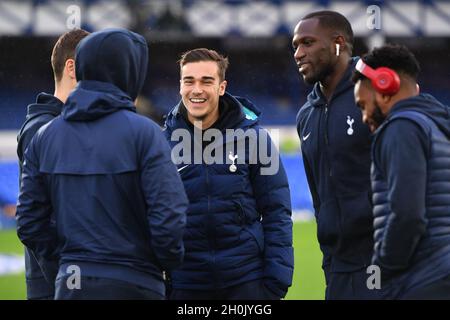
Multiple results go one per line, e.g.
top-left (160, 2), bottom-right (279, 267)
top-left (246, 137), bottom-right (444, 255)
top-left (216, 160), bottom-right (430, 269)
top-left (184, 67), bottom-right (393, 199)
top-left (298, 63), bottom-right (309, 73)
top-left (189, 98), bottom-right (207, 103)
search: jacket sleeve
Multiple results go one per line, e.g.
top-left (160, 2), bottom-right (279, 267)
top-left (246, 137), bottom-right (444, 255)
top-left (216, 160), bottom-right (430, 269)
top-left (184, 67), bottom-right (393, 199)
top-left (250, 129), bottom-right (293, 298)
top-left (372, 119), bottom-right (428, 273)
top-left (297, 107), bottom-right (321, 215)
top-left (301, 148), bottom-right (321, 215)
top-left (139, 122), bottom-right (188, 271)
top-left (16, 134), bottom-right (59, 281)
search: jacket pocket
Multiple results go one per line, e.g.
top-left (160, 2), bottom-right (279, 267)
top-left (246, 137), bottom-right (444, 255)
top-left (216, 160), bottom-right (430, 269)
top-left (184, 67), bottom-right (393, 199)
top-left (337, 191), bottom-right (374, 240)
top-left (235, 201), bottom-right (246, 226)
top-left (243, 222), bottom-right (265, 254)
top-left (317, 199), bottom-right (340, 248)
top-left (235, 200), bottom-right (264, 253)
top-left (334, 192), bottom-right (374, 267)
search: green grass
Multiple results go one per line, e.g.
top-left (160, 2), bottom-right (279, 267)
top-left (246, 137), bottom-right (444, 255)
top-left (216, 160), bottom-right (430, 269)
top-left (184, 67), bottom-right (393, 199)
top-left (0, 274), bottom-right (26, 300)
top-left (0, 230), bottom-right (23, 255)
top-left (286, 221), bottom-right (325, 300)
top-left (0, 221), bottom-right (325, 300)
top-left (0, 230), bottom-right (26, 300)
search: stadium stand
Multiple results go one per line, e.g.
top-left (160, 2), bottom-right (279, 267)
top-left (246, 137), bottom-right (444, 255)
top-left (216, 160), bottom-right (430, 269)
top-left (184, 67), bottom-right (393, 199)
top-left (1, 0), bottom-right (450, 229)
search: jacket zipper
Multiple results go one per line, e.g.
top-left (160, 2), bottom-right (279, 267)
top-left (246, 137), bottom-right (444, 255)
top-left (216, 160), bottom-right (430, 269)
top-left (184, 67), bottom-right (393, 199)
top-left (205, 164), bottom-right (217, 286)
top-left (324, 104), bottom-right (333, 178)
top-left (324, 104), bottom-right (329, 146)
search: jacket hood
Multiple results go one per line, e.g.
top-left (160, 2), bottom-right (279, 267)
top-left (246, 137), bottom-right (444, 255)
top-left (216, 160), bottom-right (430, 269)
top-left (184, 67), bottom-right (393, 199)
top-left (307, 57), bottom-right (359, 108)
top-left (63, 28), bottom-right (148, 121)
top-left (389, 93), bottom-right (450, 138)
top-left (63, 80), bottom-right (137, 121)
top-left (26, 92), bottom-right (63, 120)
top-left (75, 28), bottom-right (148, 101)
top-left (165, 91), bottom-right (261, 131)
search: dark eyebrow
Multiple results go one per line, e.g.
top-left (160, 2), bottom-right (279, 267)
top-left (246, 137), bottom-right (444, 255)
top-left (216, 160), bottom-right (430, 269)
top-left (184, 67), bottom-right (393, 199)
top-left (182, 76), bottom-right (216, 81)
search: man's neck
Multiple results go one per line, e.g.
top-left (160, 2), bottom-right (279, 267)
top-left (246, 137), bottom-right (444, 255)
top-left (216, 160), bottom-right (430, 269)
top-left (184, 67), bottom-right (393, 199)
top-left (319, 56), bottom-right (350, 102)
top-left (383, 85), bottom-right (420, 115)
top-left (53, 80), bottom-right (72, 104)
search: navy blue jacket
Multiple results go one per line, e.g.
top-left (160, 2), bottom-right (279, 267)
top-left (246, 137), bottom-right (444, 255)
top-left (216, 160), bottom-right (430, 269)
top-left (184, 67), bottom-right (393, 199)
top-left (16, 29), bottom-right (188, 296)
top-left (164, 93), bottom-right (293, 298)
top-left (17, 92), bottom-right (62, 299)
top-left (297, 58), bottom-right (374, 272)
top-left (371, 94), bottom-right (450, 298)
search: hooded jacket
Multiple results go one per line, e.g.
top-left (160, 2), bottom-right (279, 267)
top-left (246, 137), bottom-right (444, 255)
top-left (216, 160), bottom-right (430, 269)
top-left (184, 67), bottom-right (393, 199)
top-left (16, 29), bottom-right (188, 296)
top-left (371, 93), bottom-right (450, 297)
top-left (297, 58), bottom-right (374, 273)
top-left (164, 92), bottom-right (293, 298)
top-left (17, 92), bottom-right (62, 299)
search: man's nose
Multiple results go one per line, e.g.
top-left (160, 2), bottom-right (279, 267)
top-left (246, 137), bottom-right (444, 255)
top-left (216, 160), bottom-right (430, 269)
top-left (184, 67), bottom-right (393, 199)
top-left (294, 46), bottom-right (306, 60)
top-left (362, 113), bottom-right (369, 125)
top-left (192, 83), bottom-right (203, 94)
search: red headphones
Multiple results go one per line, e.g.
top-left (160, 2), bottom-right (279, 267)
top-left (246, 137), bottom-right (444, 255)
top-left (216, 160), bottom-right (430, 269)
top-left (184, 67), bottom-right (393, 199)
top-left (355, 59), bottom-right (401, 95)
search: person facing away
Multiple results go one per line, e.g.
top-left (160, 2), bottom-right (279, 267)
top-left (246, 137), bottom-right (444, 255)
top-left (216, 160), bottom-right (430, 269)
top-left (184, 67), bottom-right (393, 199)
top-left (16, 28), bottom-right (188, 300)
top-left (292, 11), bottom-right (381, 299)
top-left (353, 44), bottom-right (450, 299)
top-left (163, 48), bottom-right (293, 300)
top-left (16, 29), bottom-right (89, 300)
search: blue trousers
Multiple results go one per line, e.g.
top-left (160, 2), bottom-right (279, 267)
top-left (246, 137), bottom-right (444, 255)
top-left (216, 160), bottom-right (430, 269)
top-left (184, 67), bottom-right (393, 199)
top-left (402, 274), bottom-right (450, 300)
top-left (170, 279), bottom-right (280, 300)
top-left (324, 267), bottom-right (385, 300)
top-left (55, 275), bottom-right (164, 300)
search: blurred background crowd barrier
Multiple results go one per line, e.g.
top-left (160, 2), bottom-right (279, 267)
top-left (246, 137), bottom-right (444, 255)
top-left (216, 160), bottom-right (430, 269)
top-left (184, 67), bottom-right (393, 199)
top-left (1, 0), bottom-right (450, 228)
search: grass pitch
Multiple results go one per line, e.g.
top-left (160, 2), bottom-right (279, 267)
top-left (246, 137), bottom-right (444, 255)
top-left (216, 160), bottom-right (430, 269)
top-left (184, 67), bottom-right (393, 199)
top-left (0, 221), bottom-right (325, 300)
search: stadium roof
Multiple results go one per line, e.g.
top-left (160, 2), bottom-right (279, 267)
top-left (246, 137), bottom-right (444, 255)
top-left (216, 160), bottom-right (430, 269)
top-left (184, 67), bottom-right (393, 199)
top-left (0, 0), bottom-right (449, 37)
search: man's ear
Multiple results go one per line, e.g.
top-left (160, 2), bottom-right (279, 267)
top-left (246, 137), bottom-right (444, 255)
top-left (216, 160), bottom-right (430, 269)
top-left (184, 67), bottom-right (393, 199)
top-left (334, 35), bottom-right (346, 54)
top-left (219, 80), bottom-right (227, 96)
top-left (65, 59), bottom-right (76, 80)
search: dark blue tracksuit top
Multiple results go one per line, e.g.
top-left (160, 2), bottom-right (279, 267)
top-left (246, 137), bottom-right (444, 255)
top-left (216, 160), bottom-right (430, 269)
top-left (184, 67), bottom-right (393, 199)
top-left (164, 94), bottom-right (294, 298)
top-left (297, 58), bottom-right (374, 272)
top-left (16, 28), bottom-right (188, 296)
top-left (17, 92), bottom-right (63, 299)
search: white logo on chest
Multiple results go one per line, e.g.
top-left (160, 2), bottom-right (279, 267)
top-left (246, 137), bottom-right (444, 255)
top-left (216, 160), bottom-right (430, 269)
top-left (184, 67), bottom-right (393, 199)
top-left (228, 152), bottom-right (238, 173)
top-left (346, 116), bottom-right (355, 135)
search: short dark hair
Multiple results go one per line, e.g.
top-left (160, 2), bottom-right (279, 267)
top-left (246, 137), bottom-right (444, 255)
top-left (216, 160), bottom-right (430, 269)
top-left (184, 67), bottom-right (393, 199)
top-left (179, 48), bottom-right (229, 81)
top-left (301, 10), bottom-right (354, 53)
top-left (352, 44), bottom-right (421, 83)
top-left (51, 29), bottom-right (90, 82)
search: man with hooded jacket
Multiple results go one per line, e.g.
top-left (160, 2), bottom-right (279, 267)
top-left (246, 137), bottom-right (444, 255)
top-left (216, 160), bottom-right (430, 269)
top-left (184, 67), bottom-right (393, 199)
top-left (293, 11), bottom-right (377, 299)
top-left (16, 28), bottom-right (188, 300)
top-left (164, 48), bottom-right (293, 300)
top-left (354, 44), bottom-right (450, 299)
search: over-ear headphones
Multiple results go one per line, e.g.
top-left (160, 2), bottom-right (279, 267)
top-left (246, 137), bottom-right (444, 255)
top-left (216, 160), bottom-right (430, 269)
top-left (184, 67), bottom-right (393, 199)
top-left (355, 59), bottom-right (401, 95)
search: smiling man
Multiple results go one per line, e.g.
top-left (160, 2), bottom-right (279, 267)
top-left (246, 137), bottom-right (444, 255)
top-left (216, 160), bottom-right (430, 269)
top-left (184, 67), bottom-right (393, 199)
top-left (178, 53), bottom-right (226, 129)
top-left (292, 11), bottom-right (380, 299)
top-left (163, 48), bottom-right (293, 300)
top-left (353, 44), bottom-right (450, 299)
